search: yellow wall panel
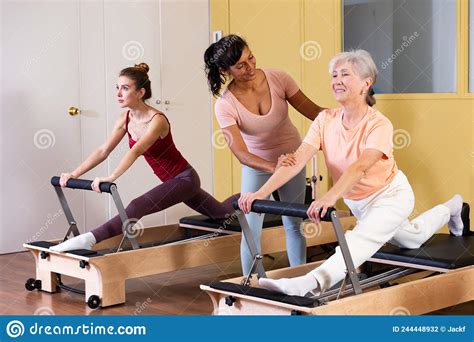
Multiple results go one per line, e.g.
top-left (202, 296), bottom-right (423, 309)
top-left (210, 0), bottom-right (233, 200)
top-left (376, 98), bottom-right (473, 221)
top-left (228, 0), bottom-right (305, 194)
top-left (303, 0), bottom-right (343, 196)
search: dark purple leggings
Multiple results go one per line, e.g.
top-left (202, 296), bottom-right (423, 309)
top-left (92, 166), bottom-right (238, 242)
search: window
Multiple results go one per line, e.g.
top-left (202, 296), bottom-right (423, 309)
top-left (344, 0), bottom-right (456, 93)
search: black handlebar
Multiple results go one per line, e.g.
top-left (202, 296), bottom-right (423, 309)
top-left (232, 199), bottom-right (335, 222)
top-left (51, 176), bottom-right (115, 194)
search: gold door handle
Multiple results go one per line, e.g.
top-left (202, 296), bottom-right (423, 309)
top-left (68, 106), bottom-right (80, 116)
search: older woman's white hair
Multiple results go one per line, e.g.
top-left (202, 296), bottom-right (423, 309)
top-left (329, 49), bottom-right (378, 106)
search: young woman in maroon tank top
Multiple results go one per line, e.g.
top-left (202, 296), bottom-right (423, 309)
top-left (51, 63), bottom-right (236, 252)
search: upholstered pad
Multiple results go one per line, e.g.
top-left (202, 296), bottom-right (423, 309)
top-left (373, 234), bottom-right (474, 269)
top-left (208, 281), bottom-right (318, 308)
top-left (25, 241), bottom-right (103, 257)
top-left (180, 214), bottom-right (283, 232)
top-left (26, 241), bottom-right (57, 248)
top-left (65, 249), bottom-right (103, 257)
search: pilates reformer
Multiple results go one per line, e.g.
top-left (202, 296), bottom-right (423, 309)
top-left (23, 176), bottom-right (356, 309)
top-left (200, 200), bottom-right (474, 315)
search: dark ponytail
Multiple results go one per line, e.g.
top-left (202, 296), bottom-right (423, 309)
top-left (204, 43), bottom-right (226, 97)
top-left (204, 34), bottom-right (248, 97)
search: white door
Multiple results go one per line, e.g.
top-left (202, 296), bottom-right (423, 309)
top-left (1, 1), bottom-right (84, 253)
top-left (102, 0), bottom-right (165, 229)
top-left (103, 0), bottom-right (212, 227)
top-left (160, 0), bottom-right (213, 223)
top-left (78, 1), bottom-right (109, 233)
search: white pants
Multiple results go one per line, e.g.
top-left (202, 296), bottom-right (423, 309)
top-left (310, 170), bottom-right (450, 293)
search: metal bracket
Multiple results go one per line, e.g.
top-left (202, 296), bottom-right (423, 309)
top-left (110, 185), bottom-right (140, 251)
top-left (54, 186), bottom-right (80, 241)
top-left (236, 211), bottom-right (266, 280)
top-left (330, 211), bottom-right (362, 295)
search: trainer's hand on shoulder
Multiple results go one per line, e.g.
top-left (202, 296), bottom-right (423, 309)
top-left (238, 192), bottom-right (265, 214)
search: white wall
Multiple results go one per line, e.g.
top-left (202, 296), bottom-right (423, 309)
top-left (1, 2), bottom-right (85, 252)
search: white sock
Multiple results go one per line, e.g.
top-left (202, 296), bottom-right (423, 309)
top-left (258, 273), bottom-right (319, 297)
top-left (50, 232), bottom-right (96, 252)
top-left (442, 194), bottom-right (464, 236)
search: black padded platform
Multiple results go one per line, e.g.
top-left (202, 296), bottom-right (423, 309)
top-left (66, 249), bottom-right (103, 257)
top-left (26, 241), bottom-right (103, 258)
top-left (208, 281), bottom-right (318, 308)
top-left (373, 234), bottom-right (474, 270)
top-left (27, 241), bottom-right (57, 249)
top-left (180, 214), bottom-right (283, 232)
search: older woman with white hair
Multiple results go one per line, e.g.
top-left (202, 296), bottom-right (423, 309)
top-left (238, 49), bottom-right (464, 296)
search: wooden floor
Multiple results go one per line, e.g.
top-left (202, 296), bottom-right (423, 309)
top-left (1, 248), bottom-right (472, 315)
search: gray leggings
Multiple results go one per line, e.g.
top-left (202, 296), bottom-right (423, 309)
top-left (92, 166), bottom-right (237, 242)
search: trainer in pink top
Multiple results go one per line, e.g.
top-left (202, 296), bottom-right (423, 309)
top-left (205, 35), bottom-right (325, 275)
top-left (303, 107), bottom-right (398, 199)
top-left (215, 68), bottom-right (302, 162)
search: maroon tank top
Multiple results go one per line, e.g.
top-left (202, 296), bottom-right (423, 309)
top-left (126, 111), bottom-right (189, 182)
